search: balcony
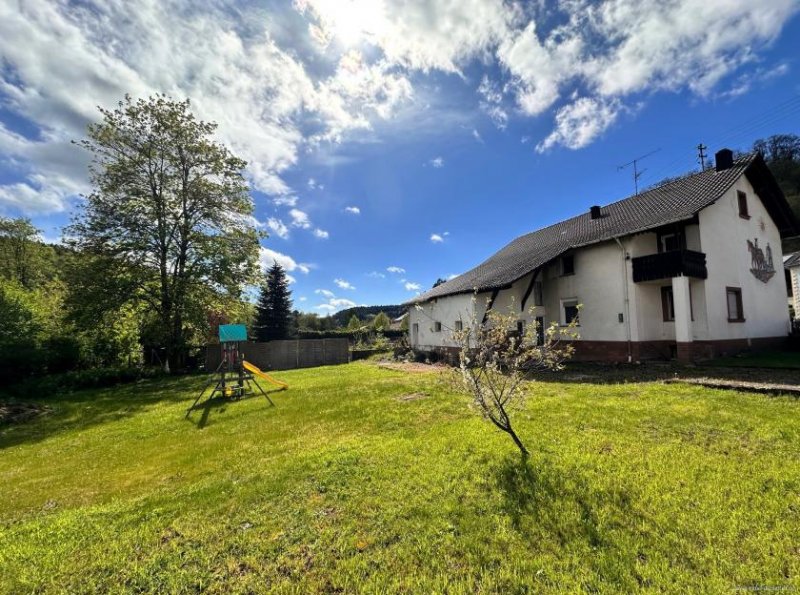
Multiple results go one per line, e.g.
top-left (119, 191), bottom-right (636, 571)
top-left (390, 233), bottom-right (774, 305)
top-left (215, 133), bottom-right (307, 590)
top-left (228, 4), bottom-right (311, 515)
top-left (631, 250), bottom-right (707, 283)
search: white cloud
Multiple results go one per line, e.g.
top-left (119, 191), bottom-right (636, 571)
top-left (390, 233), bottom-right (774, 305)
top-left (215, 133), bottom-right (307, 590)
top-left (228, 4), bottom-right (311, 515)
top-left (299, 296), bottom-right (307, 301)
top-left (0, 181), bottom-right (70, 215)
top-left (313, 228), bottom-right (329, 239)
top-left (430, 233), bottom-right (444, 243)
top-left (0, 0), bottom-right (796, 211)
top-left (260, 247), bottom-right (311, 274)
top-left (404, 281), bottom-right (421, 291)
top-left (286, 274), bottom-right (297, 284)
top-left (536, 97), bottom-right (621, 153)
top-left (315, 288), bottom-right (335, 298)
top-left (471, 128), bottom-right (483, 143)
top-left (428, 156), bottom-right (444, 168)
top-left (334, 278), bottom-right (355, 290)
top-left (273, 196), bottom-right (299, 207)
top-left (386, 266), bottom-right (405, 274)
top-left (367, 271), bottom-right (385, 278)
top-left (344, 206), bottom-right (360, 214)
top-left (477, 75), bottom-right (509, 129)
top-left (289, 208), bottom-right (312, 229)
top-left (266, 217), bottom-right (290, 239)
top-left (315, 295), bottom-right (356, 312)
top-left (330, 297), bottom-right (357, 308)
top-left (297, 0), bottom-right (517, 73)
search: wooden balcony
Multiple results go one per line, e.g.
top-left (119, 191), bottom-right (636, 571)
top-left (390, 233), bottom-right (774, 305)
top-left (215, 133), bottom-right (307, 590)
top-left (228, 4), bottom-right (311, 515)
top-left (631, 250), bottom-right (707, 283)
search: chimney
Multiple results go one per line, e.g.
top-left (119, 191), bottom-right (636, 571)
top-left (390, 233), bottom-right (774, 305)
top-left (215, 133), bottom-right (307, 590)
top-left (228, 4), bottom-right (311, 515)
top-left (590, 205), bottom-right (602, 220)
top-left (715, 148), bottom-right (733, 172)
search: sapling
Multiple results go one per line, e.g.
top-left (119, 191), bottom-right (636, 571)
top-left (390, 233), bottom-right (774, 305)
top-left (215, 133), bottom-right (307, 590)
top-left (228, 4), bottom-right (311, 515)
top-left (449, 297), bottom-right (579, 457)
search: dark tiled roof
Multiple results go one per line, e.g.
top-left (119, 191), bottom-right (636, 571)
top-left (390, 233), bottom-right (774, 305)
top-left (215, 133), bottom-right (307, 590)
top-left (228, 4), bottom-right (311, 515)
top-left (413, 154), bottom-right (772, 303)
top-left (786, 252), bottom-right (800, 268)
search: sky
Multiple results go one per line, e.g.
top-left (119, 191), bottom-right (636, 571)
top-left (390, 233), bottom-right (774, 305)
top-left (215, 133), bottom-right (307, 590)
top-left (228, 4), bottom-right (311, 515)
top-left (1, 1), bottom-right (800, 314)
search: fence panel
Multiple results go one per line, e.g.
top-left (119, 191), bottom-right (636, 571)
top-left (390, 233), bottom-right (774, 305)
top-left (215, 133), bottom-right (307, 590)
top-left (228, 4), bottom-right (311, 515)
top-left (205, 338), bottom-right (350, 371)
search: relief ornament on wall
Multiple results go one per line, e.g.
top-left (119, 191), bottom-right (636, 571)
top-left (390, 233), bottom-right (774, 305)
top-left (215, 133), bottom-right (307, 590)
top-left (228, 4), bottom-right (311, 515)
top-left (747, 238), bottom-right (775, 283)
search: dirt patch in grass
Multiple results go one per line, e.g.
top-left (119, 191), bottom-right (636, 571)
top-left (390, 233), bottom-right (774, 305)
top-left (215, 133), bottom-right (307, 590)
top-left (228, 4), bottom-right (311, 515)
top-left (666, 377), bottom-right (800, 396)
top-left (0, 403), bottom-right (52, 426)
top-left (396, 392), bottom-right (428, 402)
top-left (377, 362), bottom-right (444, 374)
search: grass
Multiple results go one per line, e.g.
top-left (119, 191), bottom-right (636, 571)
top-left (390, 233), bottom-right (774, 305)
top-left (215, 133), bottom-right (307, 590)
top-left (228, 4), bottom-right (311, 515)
top-left (1, 362), bottom-right (799, 593)
top-left (702, 350), bottom-right (800, 369)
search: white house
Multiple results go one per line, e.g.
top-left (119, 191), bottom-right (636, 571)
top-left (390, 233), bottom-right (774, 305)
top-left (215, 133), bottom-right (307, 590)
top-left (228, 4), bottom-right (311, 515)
top-left (408, 149), bottom-right (800, 363)
top-left (786, 252), bottom-right (800, 319)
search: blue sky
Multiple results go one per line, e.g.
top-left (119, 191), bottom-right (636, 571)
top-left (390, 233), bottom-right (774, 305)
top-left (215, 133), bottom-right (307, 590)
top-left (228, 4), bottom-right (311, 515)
top-left (1, 1), bottom-right (799, 313)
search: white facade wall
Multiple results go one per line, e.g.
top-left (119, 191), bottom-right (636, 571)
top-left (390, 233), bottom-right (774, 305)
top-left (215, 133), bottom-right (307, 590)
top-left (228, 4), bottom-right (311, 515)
top-left (408, 293), bottom-right (479, 350)
top-left (697, 175), bottom-right (790, 340)
top-left (791, 266), bottom-right (800, 317)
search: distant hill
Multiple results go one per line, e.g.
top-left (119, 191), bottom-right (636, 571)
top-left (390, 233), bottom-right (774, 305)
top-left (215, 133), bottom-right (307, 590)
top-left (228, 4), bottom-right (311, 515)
top-left (332, 304), bottom-right (406, 327)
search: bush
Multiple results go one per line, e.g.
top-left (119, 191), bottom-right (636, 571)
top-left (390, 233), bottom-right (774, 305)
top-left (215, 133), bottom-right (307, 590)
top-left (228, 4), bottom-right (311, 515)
top-left (297, 329), bottom-right (406, 341)
top-left (4, 366), bottom-right (164, 398)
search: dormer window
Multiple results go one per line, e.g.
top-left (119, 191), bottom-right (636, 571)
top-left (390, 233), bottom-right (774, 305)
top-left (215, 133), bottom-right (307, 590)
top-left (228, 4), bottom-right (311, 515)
top-left (737, 191), bottom-right (749, 219)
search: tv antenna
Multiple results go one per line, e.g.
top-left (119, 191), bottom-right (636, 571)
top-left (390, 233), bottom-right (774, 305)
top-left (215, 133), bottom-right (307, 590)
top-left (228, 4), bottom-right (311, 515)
top-left (697, 143), bottom-right (708, 170)
top-left (618, 148), bottom-right (661, 195)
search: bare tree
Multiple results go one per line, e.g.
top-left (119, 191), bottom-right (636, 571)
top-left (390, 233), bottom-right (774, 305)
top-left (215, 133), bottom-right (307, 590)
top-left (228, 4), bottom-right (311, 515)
top-left (449, 298), bottom-right (579, 457)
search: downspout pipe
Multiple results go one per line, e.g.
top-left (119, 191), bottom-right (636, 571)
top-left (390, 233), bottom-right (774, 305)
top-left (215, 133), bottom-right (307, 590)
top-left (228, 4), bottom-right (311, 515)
top-left (614, 237), bottom-right (633, 363)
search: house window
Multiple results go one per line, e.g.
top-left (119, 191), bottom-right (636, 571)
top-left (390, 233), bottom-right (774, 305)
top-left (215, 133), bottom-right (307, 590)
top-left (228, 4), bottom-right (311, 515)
top-left (454, 320), bottom-right (463, 331)
top-left (434, 321), bottom-right (442, 332)
top-left (561, 298), bottom-right (579, 326)
top-left (535, 316), bottom-right (545, 345)
top-left (561, 255), bottom-right (575, 276)
top-left (533, 281), bottom-right (544, 306)
top-left (737, 191), bottom-right (749, 219)
top-left (661, 286), bottom-right (675, 321)
top-left (726, 287), bottom-right (744, 322)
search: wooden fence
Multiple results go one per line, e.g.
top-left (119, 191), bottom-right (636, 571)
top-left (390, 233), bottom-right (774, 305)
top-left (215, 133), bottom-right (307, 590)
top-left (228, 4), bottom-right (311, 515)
top-left (205, 338), bottom-right (350, 371)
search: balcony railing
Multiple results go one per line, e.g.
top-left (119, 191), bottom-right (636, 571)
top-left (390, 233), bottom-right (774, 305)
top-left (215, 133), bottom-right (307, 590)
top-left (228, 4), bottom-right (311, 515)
top-left (631, 250), bottom-right (707, 283)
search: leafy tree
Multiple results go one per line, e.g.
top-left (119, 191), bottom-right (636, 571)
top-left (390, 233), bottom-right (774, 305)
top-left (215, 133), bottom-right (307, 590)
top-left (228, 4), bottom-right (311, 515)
top-left (753, 134), bottom-right (800, 252)
top-left (372, 311), bottom-right (391, 330)
top-left (448, 299), bottom-right (579, 458)
top-left (347, 314), bottom-right (362, 330)
top-left (254, 262), bottom-right (293, 341)
top-left (0, 217), bottom-right (52, 288)
top-left (67, 95), bottom-right (261, 371)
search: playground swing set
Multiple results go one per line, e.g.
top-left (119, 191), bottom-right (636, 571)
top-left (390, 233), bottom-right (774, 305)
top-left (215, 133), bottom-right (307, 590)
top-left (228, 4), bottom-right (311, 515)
top-left (186, 324), bottom-right (288, 417)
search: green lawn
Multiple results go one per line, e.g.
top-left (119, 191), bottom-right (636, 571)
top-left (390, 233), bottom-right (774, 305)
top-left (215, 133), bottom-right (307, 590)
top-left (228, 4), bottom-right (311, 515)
top-left (1, 363), bottom-right (799, 593)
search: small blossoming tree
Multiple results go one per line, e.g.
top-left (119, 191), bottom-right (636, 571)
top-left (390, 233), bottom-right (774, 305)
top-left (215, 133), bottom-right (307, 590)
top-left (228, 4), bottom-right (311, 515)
top-left (450, 298), bottom-right (580, 457)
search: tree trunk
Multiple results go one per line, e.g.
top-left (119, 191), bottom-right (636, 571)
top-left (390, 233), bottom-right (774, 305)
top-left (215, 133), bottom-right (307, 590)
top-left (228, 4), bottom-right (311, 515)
top-left (506, 425), bottom-right (529, 458)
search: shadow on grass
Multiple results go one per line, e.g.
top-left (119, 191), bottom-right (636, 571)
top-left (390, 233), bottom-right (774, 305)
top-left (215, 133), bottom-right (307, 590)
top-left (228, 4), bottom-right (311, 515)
top-left (495, 454), bottom-right (642, 553)
top-left (185, 384), bottom-right (280, 429)
top-left (0, 375), bottom-right (204, 450)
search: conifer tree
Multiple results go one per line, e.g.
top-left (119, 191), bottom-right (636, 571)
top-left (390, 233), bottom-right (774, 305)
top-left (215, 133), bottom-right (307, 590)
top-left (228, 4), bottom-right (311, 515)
top-left (254, 262), bottom-right (293, 341)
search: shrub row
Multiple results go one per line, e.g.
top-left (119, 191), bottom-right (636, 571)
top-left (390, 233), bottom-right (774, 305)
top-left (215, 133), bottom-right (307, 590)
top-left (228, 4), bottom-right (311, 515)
top-left (4, 366), bottom-right (165, 398)
top-left (297, 329), bottom-right (406, 340)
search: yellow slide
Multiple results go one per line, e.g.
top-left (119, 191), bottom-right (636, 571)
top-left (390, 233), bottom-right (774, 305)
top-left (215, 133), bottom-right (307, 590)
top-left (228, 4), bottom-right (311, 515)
top-left (243, 360), bottom-right (289, 390)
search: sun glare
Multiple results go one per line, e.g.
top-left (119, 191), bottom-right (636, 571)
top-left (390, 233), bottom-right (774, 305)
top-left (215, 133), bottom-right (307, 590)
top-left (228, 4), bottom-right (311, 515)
top-left (311, 0), bottom-right (386, 47)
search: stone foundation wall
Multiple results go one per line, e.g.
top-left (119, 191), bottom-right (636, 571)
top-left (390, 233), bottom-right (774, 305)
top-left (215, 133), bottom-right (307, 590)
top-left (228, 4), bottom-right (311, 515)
top-left (414, 336), bottom-right (788, 365)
